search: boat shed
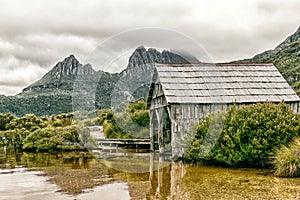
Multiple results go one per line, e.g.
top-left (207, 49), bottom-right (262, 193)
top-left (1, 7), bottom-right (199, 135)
top-left (147, 63), bottom-right (300, 156)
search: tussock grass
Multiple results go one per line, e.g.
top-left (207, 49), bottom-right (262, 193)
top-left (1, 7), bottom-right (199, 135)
top-left (273, 138), bottom-right (300, 177)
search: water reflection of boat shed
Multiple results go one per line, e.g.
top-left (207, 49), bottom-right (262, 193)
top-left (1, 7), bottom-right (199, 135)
top-left (147, 63), bottom-right (300, 156)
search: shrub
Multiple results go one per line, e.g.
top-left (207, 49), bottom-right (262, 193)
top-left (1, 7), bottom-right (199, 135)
top-left (23, 128), bottom-right (56, 151)
top-left (0, 112), bottom-right (82, 152)
top-left (50, 113), bottom-right (74, 127)
top-left (98, 109), bottom-right (113, 125)
top-left (6, 114), bottom-right (47, 131)
top-left (99, 99), bottom-right (150, 139)
top-left (103, 121), bottom-right (115, 138)
top-left (0, 129), bottom-right (30, 151)
top-left (131, 110), bottom-right (150, 127)
top-left (23, 126), bottom-right (81, 152)
top-left (0, 113), bottom-right (15, 130)
top-left (273, 138), bottom-right (300, 177)
top-left (127, 99), bottom-right (147, 113)
top-left (184, 102), bottom-right (300, 167)
top-left (295, 82), bottom-right (300, 96)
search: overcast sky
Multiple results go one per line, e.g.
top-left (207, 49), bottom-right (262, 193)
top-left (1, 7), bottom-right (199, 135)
top-left (0, 0), bottom-right (299, 95)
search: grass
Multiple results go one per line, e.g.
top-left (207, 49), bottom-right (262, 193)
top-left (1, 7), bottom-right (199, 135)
top-left (273, 138), bottom-right (300, 177)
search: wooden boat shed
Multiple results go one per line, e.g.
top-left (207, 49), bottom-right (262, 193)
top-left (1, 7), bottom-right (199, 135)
top-left (147, 63), bottom-right (300, 156)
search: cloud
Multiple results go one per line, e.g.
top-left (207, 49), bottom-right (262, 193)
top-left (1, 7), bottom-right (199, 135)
top-left (0, 0), bottom-right (299, 95)
top-left (0, 55), bottom-right (47, 95)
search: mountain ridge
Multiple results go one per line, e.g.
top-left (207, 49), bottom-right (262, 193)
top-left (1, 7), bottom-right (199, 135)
top-left (0, 46), bottom-right (199, 116)
top-left (252, 27), bottom-right (300, 61)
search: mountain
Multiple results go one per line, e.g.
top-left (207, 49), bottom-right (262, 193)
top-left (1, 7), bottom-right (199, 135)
top-left (240, 26), bottom-right (300, 95)
top-left (23, 54), bottom-right (96, 93)
top-left (0, 47), bottom-right (199, 116)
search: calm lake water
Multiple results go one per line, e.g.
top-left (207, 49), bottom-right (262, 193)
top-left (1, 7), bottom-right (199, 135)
top-left (0, 150), bottom-right (299, 200)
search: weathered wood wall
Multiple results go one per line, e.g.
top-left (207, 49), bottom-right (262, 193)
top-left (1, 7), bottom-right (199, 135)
top-left (167, 104), bottom-right (227, 156)
top-left (288, 101), bottom-right (300, 113)
top-left (149, 78), bottom-right (168, 153)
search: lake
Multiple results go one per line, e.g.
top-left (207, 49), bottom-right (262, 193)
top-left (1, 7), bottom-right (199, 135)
top-left (0, 149), bottom-right (299, 200)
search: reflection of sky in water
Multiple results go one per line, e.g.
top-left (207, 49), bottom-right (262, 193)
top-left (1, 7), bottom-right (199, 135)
top-left (0, 169), bottom-right (129, 200)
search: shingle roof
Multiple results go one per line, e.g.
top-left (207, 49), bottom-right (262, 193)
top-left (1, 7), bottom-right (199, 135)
top-left (150, 63), bottom-right (300, 104)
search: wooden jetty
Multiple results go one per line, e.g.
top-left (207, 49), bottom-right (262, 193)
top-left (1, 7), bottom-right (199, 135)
top-left (97, 138), bottom-right (152, 151)
top-left (86, 126), bottom-right (153, 151)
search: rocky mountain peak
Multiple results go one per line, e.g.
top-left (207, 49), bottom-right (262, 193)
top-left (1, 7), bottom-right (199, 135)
top-left (23, 55), bottom-right (96, 93)
top-left (135, 45), bottom-right (146, 51)
top-left (50, 54), bottom-right (95, 79)
top-left (121, 46), bottom-right (200, 77)
top-left (65, 54), bottom-right (76, 61)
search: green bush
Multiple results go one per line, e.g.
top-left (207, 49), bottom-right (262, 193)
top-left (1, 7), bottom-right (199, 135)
top-left (0, 129), bottom-right (30, 151)
top-left (0, 113), bottom-right (15, 130)
top-left (127, 99), bottom-right (147, 113)
top-left (103, 121), bottom-right (116, 138)
top-left (23, 126), bottom-right (81, 152)
top-left (6, 114), bottom-right (47, 131)
top-left (0, 112), bottom-right (82, 152)
top-left (23, 128), bottom-right (56, 151)
top-left (98, 109), bottom-right (114, 125)
top-left (184, 102), bottom-right (300, 167)
top-left (50, 113), bottom-right (74, 127)
top-left (294, 82), bottom-right (300, 96)
top-left (131, 110), bottom-right (150, 127)
top-left (273, 138), bottom-right (300, 177)
top-left (99, 99), bottom-right (150, 139)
